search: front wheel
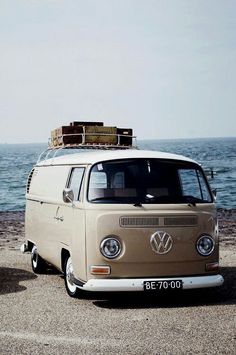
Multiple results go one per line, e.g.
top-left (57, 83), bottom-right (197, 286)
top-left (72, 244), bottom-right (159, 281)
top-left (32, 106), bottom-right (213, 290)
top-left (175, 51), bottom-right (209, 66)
top-left (64, 256), bottom-right (81, 298)
top-left (31, 245), bottom-right (47, 274)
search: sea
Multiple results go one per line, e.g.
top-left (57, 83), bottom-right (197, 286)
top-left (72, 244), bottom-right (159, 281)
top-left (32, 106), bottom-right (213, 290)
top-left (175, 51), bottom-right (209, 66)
top-left (0, 137), bottom-right (235, 211)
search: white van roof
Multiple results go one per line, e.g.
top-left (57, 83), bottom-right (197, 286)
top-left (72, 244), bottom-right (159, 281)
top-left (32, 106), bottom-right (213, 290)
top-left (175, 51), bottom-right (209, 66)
top-left (36, 149), bottom-right (197, 167)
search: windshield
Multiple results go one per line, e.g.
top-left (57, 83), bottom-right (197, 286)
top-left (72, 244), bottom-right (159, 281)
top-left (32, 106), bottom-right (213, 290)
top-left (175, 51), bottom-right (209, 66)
top-left (87, 158), bottom-right (213, 204)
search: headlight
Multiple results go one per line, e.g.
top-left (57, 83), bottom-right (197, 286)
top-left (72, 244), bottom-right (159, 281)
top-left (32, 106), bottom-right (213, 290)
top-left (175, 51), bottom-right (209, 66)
top-left (100, 237), bottom-right (121, 259)
top-left (197, 235), bottom-right (215, 256)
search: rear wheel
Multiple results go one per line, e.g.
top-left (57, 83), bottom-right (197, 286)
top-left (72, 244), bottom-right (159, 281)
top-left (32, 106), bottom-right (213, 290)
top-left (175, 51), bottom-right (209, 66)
top-left (64, 256), bottom-right (81, 298)
top-left (31, 245), bottom-right (47, 274)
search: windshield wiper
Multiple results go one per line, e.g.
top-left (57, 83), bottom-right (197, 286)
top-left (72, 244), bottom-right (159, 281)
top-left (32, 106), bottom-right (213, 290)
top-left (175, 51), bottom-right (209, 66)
top-left (133, 201), bottom-right (143, 207)
top-left (184, 196), bottom-right (200, 207)
top-left (143, 195), bottom-right (199, 206)
top-left (89, 197), bottom-right (115, 202)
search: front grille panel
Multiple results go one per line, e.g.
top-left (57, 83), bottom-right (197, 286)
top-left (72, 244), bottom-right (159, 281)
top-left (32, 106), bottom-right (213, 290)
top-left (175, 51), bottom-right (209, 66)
top-left (120, 215), bottom-right (198, 228)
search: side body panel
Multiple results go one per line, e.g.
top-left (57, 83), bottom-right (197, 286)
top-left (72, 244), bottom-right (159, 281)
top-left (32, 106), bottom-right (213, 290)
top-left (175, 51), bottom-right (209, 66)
top-left (25, 165), bottom-right (86, 277)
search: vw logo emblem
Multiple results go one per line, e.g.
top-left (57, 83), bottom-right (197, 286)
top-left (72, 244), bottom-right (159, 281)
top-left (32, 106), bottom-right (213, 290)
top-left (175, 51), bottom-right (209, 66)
top-left (150, 231), bottom-right (173, 254)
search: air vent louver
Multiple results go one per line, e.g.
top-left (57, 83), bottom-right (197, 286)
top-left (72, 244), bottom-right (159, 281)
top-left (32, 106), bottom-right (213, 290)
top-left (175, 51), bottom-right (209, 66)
top-left (164, 216), bottom-right (198, 226)
top-left (120, 217), bottom-right (160, 228)
top-left (26, 169), bottom-right (35, 193)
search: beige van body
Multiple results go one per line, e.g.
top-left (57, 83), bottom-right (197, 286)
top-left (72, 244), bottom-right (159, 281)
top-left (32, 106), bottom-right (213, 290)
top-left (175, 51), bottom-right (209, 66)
top-left (25, 149), bottom-right (224, 296)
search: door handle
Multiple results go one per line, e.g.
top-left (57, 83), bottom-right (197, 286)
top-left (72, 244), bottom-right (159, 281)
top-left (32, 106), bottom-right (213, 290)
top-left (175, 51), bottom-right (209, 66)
top-left (54, 216), bottom-right (64, 222)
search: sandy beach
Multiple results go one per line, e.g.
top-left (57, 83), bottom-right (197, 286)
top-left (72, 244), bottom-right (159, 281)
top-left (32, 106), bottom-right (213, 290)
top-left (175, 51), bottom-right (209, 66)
top-left (0, 209), bottom-right (235, 354)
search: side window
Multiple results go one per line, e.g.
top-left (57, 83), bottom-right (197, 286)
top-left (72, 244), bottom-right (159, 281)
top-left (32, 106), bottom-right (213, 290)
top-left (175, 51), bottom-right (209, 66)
top-left (179, 168), bottom-right (211, 202)
top-left (198, 172), bottom-right (212, 201)
top-left (179, 169), bottom-right (201, 199)
top-left (68, 167), bottom-right (85, 201)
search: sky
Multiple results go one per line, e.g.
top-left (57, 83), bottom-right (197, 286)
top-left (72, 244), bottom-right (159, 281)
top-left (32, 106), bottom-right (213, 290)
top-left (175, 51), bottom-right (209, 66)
top-left (0, 0), bottom-right (236, 143)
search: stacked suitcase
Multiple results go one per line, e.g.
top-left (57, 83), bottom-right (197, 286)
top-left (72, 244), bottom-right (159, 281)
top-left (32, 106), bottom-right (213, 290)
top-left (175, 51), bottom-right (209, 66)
top-left (50, 122), bottom-right (133, 147)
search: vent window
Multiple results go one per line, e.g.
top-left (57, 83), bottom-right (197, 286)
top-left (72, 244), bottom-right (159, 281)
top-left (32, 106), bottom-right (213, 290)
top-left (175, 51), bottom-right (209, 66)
top-left (26, 169), bottom-right (35, 193)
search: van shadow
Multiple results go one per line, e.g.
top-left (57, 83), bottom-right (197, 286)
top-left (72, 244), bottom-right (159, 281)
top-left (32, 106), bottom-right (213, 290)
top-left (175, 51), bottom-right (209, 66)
top-left (0, 267), bottom-right (37, 295)
top-left (92, 267), bottom-right (236, 309)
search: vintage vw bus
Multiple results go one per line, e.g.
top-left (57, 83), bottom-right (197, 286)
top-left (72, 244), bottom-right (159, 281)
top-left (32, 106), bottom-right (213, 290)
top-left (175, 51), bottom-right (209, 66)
top-left (24, 123), bottom-right (224, 297)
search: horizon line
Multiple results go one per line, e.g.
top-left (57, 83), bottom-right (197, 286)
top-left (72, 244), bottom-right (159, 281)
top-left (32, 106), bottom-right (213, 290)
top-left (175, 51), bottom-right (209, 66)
top-left (0, 135), bottom-right (235, 145)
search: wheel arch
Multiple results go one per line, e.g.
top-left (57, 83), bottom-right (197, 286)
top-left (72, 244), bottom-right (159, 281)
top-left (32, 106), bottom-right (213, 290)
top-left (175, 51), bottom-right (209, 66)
top-left (61, 248), bottom-right (70, 272)
top-left (27, 240), bottom-right (34, 252)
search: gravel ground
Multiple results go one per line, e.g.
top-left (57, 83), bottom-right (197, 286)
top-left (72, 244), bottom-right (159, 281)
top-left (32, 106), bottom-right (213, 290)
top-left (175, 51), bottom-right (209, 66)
top-left (0, 210), bottom-right (235, 354)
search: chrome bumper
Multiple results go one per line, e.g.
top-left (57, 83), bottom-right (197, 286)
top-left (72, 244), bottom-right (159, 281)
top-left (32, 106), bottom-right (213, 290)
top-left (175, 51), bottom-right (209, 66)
top-left (78, 274), bottom-right (224, 292)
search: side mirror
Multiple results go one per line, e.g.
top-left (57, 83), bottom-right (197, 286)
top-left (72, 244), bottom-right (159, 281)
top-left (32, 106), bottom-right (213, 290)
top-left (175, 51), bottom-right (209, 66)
top-left (63, 188), bottom-right (74, 203)
top-left (212, 188), bottom-right (217, 200)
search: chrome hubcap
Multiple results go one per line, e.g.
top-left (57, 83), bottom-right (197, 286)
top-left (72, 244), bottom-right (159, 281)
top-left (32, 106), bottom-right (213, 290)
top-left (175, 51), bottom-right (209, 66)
top-left (32, 247), bottom-right (38, 268)
top-left (66, 258), bottom-right (76, 293)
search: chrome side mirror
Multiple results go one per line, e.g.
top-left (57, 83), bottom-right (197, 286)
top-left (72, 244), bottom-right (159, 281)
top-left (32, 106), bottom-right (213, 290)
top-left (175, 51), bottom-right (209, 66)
top-left (63, 188), bottom-right (74, 203)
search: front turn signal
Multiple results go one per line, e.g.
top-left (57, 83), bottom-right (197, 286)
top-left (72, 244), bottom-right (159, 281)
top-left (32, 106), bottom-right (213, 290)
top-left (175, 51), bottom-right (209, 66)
top-left (205, 262), bottom-right (219, 272)
top-left (90, 266), bottom-right (111, 275)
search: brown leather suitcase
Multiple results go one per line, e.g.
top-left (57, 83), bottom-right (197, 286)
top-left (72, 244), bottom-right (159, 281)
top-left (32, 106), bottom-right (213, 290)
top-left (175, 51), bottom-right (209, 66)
top-left (84, 126), bottom-right (117, 144)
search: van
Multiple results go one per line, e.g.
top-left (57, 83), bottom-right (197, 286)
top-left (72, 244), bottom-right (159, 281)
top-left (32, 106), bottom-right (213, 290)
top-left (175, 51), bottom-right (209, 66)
top-left (24, 129), bottom-right (224, 297)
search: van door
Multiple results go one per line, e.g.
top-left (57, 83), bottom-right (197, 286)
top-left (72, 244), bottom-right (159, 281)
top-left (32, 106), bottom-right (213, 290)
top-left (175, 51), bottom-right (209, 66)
top-left (51, 167), bottom-right (86, 277)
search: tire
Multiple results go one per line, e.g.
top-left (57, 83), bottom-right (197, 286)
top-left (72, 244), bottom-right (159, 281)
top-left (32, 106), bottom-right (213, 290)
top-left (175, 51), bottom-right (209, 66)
top-left (31, 245), bottom-right (47, 274)
top-left (64, 256), bottom-right (81, 298)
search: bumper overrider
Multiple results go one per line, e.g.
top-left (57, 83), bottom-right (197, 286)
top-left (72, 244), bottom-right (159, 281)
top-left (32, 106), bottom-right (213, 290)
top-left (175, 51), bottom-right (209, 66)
top-left (72, 274), bottom-right (224, 292)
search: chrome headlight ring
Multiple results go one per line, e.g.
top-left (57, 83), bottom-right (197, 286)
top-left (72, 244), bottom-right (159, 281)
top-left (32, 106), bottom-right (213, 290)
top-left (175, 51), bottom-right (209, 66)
top-left (100, 236), bottom-right (121, 259)
top-left (196, 235), bottom-right (215, 256)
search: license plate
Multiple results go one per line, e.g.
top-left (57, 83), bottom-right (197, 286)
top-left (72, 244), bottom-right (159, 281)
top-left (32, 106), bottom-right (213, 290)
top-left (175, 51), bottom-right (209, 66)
top-left (143, 280), bottom-right (183, 291)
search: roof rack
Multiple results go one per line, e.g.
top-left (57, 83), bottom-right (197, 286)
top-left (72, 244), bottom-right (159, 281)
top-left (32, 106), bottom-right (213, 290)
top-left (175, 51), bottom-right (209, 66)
top-left (37, 130), bottom-right (138, 163)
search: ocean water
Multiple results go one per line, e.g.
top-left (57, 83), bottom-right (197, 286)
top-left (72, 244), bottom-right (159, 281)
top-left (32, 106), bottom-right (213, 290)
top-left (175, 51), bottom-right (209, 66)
top-left (0, 137), bottom-right (235, 211)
